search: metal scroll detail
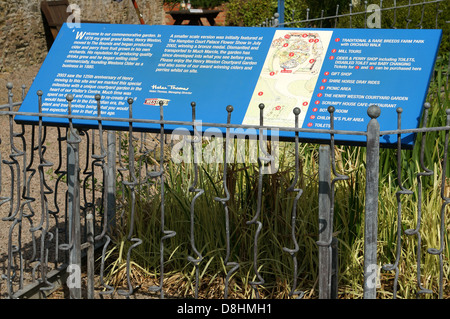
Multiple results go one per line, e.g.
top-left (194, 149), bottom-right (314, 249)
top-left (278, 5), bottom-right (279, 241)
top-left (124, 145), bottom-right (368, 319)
top-left (187, 101), bottom-right (204, 299)
top-left (117, 98), bottom-right (143, 297)
top-left (89, 95), bottom-right (116, 296)
top-left (382, 107), bottom-right (416, 299)
top-left (426, 108), bottom-right (450, 299)
top-left (282, 107), bottom-right (304, 299)
top-left (380, 103), bottom-right (450, 299)
top-left (315, 106), bottom-right (349, 298)
top-left (246, 103), bottom-right (271, 299)
top-left (214, 105), bottom-right (240, 299)
top-left (404, 103), bottom-right (434, 297)
top-left (0, 78), bottom-right (449, 299)
top-left (147, 101), bottom-right (176, 299)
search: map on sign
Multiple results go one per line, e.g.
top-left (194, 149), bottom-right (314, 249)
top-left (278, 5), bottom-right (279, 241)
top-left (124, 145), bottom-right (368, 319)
top-left (243, 30), bottom-right (332, 128)
top-left (15, 24), bottom-right (442, 147)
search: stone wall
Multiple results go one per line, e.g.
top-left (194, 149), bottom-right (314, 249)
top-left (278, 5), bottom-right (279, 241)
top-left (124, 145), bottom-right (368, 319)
top-left (0, 0), bottom-right (165, 73)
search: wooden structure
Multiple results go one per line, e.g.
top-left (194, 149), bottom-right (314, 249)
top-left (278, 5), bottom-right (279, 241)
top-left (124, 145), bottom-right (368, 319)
top-left (41, 0), bottom-right (108, 48)
top-left (166, 9), bottom-right (222, 26)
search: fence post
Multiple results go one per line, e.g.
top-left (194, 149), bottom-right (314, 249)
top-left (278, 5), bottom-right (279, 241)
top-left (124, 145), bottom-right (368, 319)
top-left (66, 94), bottom-right (82, 299)
top-left (107, 131), bottom-right (116, 232)
top-left (318, 145), bottom-right (332, 299)
top-left (277, 0), bottom-right (284, 25)
top-left (67, 127), bottom-right (81, 299)
top-left (86, 213), bottom-right (94, 299)
top-left (363, 105), bottom-right (380, 299)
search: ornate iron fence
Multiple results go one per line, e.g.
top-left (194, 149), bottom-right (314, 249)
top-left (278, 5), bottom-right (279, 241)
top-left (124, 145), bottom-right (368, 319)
top-left (0, 0), bottom-right (448, 299)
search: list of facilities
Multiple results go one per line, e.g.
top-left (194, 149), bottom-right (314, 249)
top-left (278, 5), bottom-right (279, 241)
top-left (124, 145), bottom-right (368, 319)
top-left (305, 34), bottom-right (430, 129)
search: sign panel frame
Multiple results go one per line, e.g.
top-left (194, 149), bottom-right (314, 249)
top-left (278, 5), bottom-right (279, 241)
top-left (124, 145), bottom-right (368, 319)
top-left (15, 23), bottom-right (442, 148)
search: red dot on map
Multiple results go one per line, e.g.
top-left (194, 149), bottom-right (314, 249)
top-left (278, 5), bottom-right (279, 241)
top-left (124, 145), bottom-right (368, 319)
top-left (313, 108), bottom-right (318, 112)
top-left (302, 34), bottom-right (308, 38)
top-left (322, 79), bottom-right (327, 83)
top-left (303, 101), bottom-right (308, 106)
top-left (289, 52), bottom-right (295, 57)
top-left (317, 93), bottom-right (323, 97)
top-left (283, 43), bottom-right (289, 47)
top-left (270, 71), bottom-right (275, 76)
top-left (275, 105), bottom-right (281, 110)
top-left (314, 39), bottom-right (319, 43)
top-left (307, 123), bottom-right (313, 127)
top-left (315, 100), bottom-right (321, 105)
top-left (310, 115), bottom-right (316, 119)
top-left (320, 86), bottom-right (325, 90)
top-left (324, 71), bottom-right (329, 76)
top-left (335, 38), bottom-right (340, 42)
top-left (310, 59), bottom-right (315, 63)
top-left (329, 56), bottom-right (335, 60)
top-left (284, 34), bottom-right (291, 39)
top-left (258, 92), bottom-right (263, 96)
top-left (331, 49), bottom-right (337, 53)
top-left (309, 39), bottom-right (314, 43)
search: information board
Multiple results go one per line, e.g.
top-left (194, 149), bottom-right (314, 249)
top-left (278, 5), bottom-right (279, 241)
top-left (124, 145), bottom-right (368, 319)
top-left (16, 23), bottom-right (442, 146)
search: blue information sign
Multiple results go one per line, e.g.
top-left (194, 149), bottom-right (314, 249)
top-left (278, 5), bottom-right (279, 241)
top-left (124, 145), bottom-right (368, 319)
top-left (16, 23), bottom-right (441, 146)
